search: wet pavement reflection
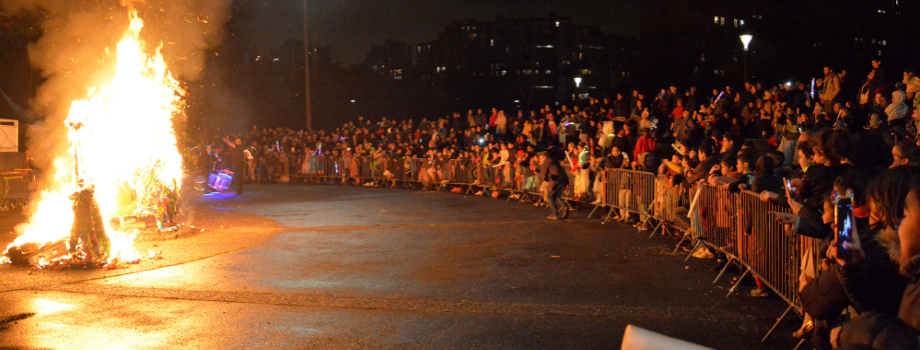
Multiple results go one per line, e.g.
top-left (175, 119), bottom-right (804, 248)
top-left (0, 185), bottom-right (800, 349)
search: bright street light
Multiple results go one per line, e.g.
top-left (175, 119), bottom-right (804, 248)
top-left (739, 34), bottom-right (753, 51)
top-left (739, 34), bottom-right (753, 83)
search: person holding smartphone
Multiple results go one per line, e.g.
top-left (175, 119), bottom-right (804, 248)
top-left (771, 170), bottom-right (908, 346)
top-left (833, 166), bottom-right (920, 349)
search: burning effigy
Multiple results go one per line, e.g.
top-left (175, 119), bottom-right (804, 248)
top-left (2, 10), bottom-right (185, 268)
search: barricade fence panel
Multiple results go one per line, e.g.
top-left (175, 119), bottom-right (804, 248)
top-left (696, 184), bottom-right (739, 258)
top-left (517, 166), bottom-right (540, 193)
top-left (736, 190), bottom-right (799, 307)
top-left (654, 175), bottom-right (681, 226)
top-left (560, 164), bottom-right (575, 200)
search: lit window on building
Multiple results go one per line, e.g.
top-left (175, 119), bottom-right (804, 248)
top-left (701, 53), bottom-right (706, 62)
top-left (714, 16), bottom-right (719, 24)
top-left (546, 70), bottom-right (551, 74)
top-left (720, 17), bottom-right (725, 25)
top-left (740, 19), bottom-right (744, 26)
top-left (556, 21), bottom-right (560, 27)
top-left (733, 19), bottom-right (739, 27)
top-left (490, 39), bottom-right (494, 47)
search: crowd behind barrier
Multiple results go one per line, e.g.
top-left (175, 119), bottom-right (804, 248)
top-left (186, 61), bottom-right (920, 349)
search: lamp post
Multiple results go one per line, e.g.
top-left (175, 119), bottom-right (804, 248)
top-left (739, 34), bottom-right (752, 83)
top-left (303, 0), bottom-right (312, 131)
top-left (573, 77), bottom-right (582, 101)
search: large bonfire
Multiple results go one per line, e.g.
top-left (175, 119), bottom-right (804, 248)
top-left (2, 10), bottom-right (184, 267)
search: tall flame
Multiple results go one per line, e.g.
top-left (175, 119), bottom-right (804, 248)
top-left (4, 10), bottom-right (184, 265)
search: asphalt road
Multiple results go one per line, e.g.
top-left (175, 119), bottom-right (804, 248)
top-left (0, 184), bottom-right (801, 349)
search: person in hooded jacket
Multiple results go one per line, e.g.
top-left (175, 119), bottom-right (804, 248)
top-left (887, 90), bottom-right (909, 129)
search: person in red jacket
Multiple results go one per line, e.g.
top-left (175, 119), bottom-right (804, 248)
top-left (488, 107), bottom-right (499, 128)
top-left (633, 129), bottom-right (657, 169)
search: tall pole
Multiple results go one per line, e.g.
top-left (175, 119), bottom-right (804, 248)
top-left (743, 52), bottom-right (747, 83)
top-left (303, 0), bottom-right (312, 131)
top-left (739, 34), bottom-right (752, 84)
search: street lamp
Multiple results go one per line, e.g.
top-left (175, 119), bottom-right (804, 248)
top-left (573, 77), bottom-right (582, 101)
top-left (739, 34), bottom-right (752, 83)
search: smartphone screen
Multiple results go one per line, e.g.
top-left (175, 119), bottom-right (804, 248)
top-left (783, 177), bottom-right (795, 196)
top-left (836, 198), bottom-right (853, 259)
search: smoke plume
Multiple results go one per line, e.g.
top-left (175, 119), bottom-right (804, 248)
top-left (1, 0), bottom-right (230, 172)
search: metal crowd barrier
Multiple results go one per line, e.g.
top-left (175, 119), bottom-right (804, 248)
top-left (595, 169), bottom-right (656, 226)
top-left (697, 184), bottom-right (738, 258)
top-left (651, 175), bottom-right (685, 237)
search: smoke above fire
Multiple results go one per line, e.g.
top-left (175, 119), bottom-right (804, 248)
top-left (1, 0), bottom-right (231, 173)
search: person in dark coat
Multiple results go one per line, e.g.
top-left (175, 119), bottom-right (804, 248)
top-left (751, 155), bottom-right (783, 194)
top-left (223, 136), bottom-right (245, 195)
top-left (831, 166), bottom-right (920, 350)
top-left (536, 152), bottom-right (569, 220)
top-left (684, 142), bottom-right (719, 186)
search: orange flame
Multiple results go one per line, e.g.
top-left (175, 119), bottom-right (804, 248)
top-left (3, 10), bottom-right (183, 266)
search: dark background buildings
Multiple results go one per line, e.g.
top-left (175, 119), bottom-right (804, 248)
top-left (1, 0), bottom-right (918, 135)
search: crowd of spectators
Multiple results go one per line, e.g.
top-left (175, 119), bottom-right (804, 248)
top-left (186, 58), bottom-right (920, 350)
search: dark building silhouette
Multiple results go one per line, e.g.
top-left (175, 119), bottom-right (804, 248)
top-left (639, 0), bottom-right (919, 91)
top-left (364, 40), bottom-right (413, 80)
top-left (413, 15), bottom-right (638, 111)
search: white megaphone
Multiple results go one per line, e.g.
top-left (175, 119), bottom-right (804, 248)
top-left (621, 325), bottom-right (715, 350)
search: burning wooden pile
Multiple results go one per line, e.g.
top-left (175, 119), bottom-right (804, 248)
top-left (2, 10), bottom-right (185, 268)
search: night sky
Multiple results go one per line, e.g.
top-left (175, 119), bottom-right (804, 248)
top-left (251, 0), bottom-right (639, 65)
